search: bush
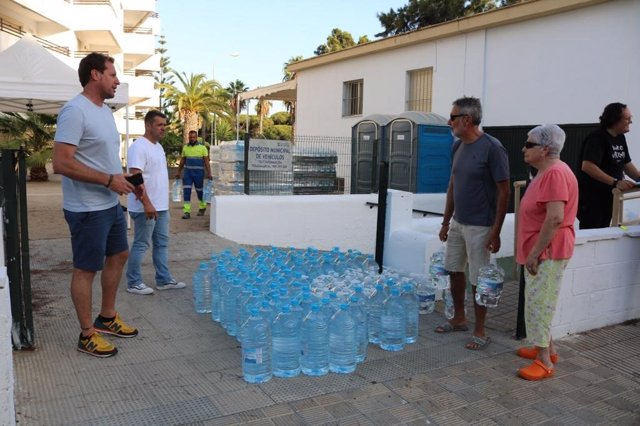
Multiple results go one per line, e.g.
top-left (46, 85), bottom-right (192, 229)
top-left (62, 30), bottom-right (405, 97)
top-left (270, 111), bottom-right (291, 125)
top-left (262, 125), bottom-right (292, 141)
top-left (160, 131), bottom-right (183, 166)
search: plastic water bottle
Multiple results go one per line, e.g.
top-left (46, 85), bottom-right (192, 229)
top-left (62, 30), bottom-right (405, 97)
top-left (349, 295), bottom-right (368, 362)
top-left (259, 300), bottom-right (275, 324)
top-left (172, 178), bottom-right (182, 202)
top-left (209, 260), bottom-right (221, 322)
top-left (401, 284), bottom-right (419, 344)
top-left (443, 288), bottom-right (455, 320)
top-left (367, 284), bottom-right (385, 344)
top-left (241, 307), bottom-right (272, 383)
top-left (476, 256), bottom-right (505, 308)
top-left (416, 275), bottom-right (436, 315)
top-left (429, 246), bottom-right (449, 290)
top-left (272, 305), bottom-right (301, 378)
top-left (203, 179), bottom-right (213, 202)
top-left (380, 287), bottom-right (406, 351)
top-left (329, 303), bottom-right (357, 374)
top-left (223, 278), bottom-right (242, 336)
top-left (192, 261), bottom-right (211, 314)
top-left (300, 303), bottom-right (329, 376)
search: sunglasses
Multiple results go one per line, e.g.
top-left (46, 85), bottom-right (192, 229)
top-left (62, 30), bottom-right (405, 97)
top-left (524, 142), bottom-right (541, 149)
top-left (449, 114), bottom-right (468, 121)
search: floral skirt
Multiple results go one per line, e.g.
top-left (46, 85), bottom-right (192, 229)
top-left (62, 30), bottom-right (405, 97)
top-left (524, 259), bottom-right (569, 347)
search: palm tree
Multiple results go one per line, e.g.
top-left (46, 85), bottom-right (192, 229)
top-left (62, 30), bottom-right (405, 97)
top-left (0, 112), bottom-right (56, 181)
top-left (255, 98), bottom-right (272, 135)
top-left (225, 80), bottom-right (249, 116)
top-left (283, 56), bottom-right (302, 141)
top-left (160, 71), bottom-right (229, 143)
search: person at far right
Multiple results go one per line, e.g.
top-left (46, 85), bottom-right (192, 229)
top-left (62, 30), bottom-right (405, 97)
top-left (578, 102), bottom-right (640, 229)
top-left (516, 124), bottom-right (578, 381)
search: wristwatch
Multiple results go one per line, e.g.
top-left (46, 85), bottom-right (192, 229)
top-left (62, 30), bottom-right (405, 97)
top-left (612, 178), bottom-right (619, 188)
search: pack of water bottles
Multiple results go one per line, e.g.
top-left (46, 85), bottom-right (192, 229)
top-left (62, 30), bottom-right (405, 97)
top-left (191, 245), bottom-right (430, 383)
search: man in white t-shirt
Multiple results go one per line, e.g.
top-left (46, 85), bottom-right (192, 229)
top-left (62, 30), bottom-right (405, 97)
top-left (126, 110), bottom-right (186, 295)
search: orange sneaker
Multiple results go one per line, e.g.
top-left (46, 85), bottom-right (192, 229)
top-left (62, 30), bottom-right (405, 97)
top-left (516, 347), bottom-right (558, 364)
top-left (518, 360), bottom-right (554, 381)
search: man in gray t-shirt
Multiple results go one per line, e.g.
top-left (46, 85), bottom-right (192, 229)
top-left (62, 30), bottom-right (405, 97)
top-left (53, 53), bottom-right (138, 358)
top-left (436, 97), bottom-right (510, 351)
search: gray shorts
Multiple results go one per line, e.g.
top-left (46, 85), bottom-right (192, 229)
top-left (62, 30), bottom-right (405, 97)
top-left (444, 219), bottom-right (491, 286)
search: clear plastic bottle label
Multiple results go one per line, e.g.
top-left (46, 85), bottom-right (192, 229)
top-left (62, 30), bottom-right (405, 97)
top-left (243, 348), bottom-right (264, 364)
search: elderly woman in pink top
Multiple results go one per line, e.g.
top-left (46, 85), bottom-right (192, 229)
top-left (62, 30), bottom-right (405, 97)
top-left (516, 124), bottom-right (578, 381)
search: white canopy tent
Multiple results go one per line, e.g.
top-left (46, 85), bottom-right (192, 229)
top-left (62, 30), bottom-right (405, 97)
top-left (238, 79), bottom-right (296, 103)
top-left (0, 35), bottom-right (128, 113)
top-left (237, 80), bottom-right (296, 140)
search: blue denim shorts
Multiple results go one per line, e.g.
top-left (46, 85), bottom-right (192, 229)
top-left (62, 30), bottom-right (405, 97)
top-left (63, 204), bottom-right (128, 272)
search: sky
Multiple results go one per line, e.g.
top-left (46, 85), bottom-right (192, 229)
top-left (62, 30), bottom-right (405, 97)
top-left (156, 0), bottom-right (407, 92)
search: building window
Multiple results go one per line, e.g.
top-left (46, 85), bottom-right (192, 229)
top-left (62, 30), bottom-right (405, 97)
top-left (342, 79), bottom-right (363, 117)
top-left (406, 67), bottom-right (433, 112)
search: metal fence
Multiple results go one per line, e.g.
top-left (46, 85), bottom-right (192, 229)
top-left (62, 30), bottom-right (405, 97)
top-left (212, 135), bottom-right (352, 196)
top-left (0, 148), bottom-right (34, 349)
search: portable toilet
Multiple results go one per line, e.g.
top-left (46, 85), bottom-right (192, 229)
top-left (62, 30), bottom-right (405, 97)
top-left (350, 114), bottom-right (394, 194)
top-left (386, 111), bottom-right (453, 193)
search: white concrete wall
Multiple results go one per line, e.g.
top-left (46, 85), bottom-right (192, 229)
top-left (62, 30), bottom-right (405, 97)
top-left (210, 194), bottom-right (379, 253)
top-left (553, 227), bottom-right (640, 337)
top-left (0, 209), bottom-right (16, 425)
top-left (295, 0), bottom-right (640, 162)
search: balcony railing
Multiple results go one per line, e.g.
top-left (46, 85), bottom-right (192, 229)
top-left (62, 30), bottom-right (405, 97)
top-left (123, 26), bottom-right (152, 34)
top-left (124, 70), bottom-right (155, 77)
top-left (73, 0), bottom-right (111, 4)
top-left (73, 50), bottom-right (110, 58)
top-left (0, 18), bottom-right (70, 56)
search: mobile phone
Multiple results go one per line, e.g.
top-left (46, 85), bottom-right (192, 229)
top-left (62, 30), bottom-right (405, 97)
top-left (125, 173), bottom-right (144, 186)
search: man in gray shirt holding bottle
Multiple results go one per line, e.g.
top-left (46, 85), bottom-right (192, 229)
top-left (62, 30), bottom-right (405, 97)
top-left (436, 96), bottom-right (510, 351)
top-left (53, 53), bottom-right (139, 357)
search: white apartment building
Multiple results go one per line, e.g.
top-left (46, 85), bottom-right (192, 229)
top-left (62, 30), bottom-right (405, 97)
top-left (0, 0), bottom-right (161, 138)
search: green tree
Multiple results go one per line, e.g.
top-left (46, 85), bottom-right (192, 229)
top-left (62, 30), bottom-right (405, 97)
top-left (0, 112), bottom-right (56, 181)
top-left (154, 35), bottom-right (174, 114)
top-left (376, 0), bottom-right (524, 37)
top-left (159, 131), bottom-right (183, 166)
top-left (214, 118), bottom-right (235, 142)
top-left (270, 111), bottom-right (291, 125)
top-left (314, 28), bottom-right (369, 55)
top-left (263, 125), bottom-right (292, 141)
top-left (283, 55), bottom-right (303, 83)
top-left (160, 71), bottom-right (229, 143)
top-left (282, 56), bottom-right (303, 141)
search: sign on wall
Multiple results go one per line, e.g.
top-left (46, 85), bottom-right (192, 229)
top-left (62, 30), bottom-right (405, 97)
top-left (247, 139), bottom-right (292, 171)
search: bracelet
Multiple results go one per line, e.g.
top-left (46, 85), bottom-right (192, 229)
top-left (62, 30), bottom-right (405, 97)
top-left (441, 222), bottom-right (450, 226)
top-left (612, 178), bottom-right (619, 188)
top-left (105, 174), bottom-right (113, 188)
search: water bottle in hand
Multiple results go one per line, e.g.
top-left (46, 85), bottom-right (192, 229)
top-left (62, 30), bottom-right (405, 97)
top-left (429, 245), bottom-right (449, 290)
top-left (476, 255), bottom-right (505, 308)
top-left (172, 179), bottom-right (182, 202)
top-left (203, 179), bottom-right (213, 202)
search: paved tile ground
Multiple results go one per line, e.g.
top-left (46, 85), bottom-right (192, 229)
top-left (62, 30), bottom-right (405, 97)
top-left (12, 229), bottom-right (640, 425)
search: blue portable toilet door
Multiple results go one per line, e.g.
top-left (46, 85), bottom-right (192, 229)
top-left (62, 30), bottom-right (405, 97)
top-left (388, 119), bottom-right (415, 192)
top-left (416, 125), bottom-right (453, 193)
top-left (353, 122), bottom-right (378, 194)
